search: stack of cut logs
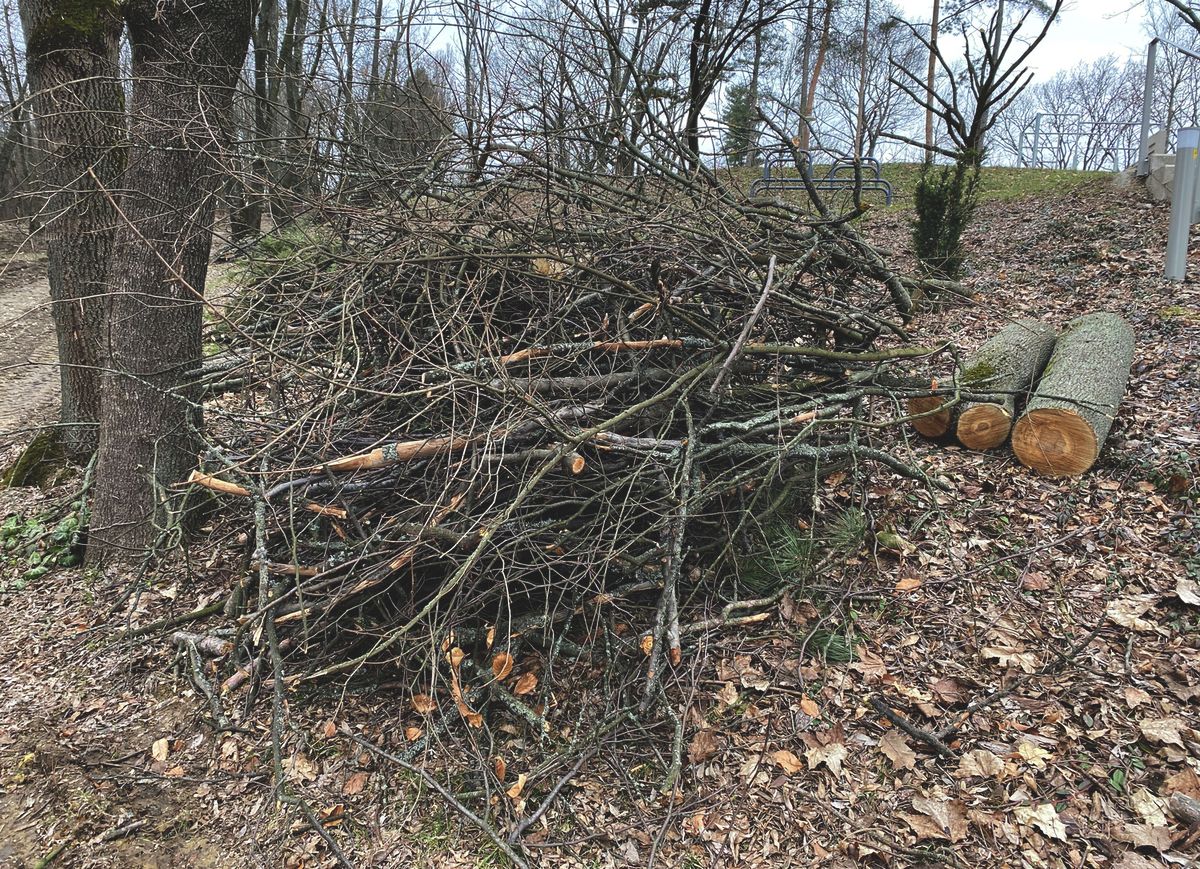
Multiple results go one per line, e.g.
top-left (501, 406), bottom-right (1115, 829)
top-left (909, 312), bottom-right (1135, 476)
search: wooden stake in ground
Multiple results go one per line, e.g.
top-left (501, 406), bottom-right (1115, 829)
top-left (1012, 312), bottom-right (1134, 476)
top-left (955, 319), bottom-right (1056, 450)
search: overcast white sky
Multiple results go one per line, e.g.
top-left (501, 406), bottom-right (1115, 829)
top-left (891, 0), bottom-right (1152, 77)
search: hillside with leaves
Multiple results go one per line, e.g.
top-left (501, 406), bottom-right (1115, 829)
top-left (0, 171), bottom-right (1196, 868)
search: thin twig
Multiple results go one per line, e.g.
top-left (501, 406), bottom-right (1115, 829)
top-left (509, 752), bottom-right (590, 844)
top-left (870, 695), bottom-right (954, 758)
top-left (350, 734), bottom-right (531, 869)
top-left (710, 254), bottom-right (776, 395)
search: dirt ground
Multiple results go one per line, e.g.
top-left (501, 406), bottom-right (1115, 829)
top-left (0, 222), bottom-right (58, 446)
top-left (0, 180), bottom-right (1197, 869)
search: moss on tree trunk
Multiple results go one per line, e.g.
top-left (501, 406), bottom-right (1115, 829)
top-left (908, 319), bottom-right (1055, 445)
top-left (955, 319), bottom-right (1056, 450)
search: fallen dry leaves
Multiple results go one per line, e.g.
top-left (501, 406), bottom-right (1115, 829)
top-left (0, 178), bottom-right (1196, 869)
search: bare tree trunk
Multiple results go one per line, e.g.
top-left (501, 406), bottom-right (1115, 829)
top-left (799, 0), bottom-right (834, 150)
top-left (924, 0), bottom-right (940, 158)
top-left (685, 0), bottom-right (715, 171)
top-left (238, 0), bottom-right (280, 240)
top-left (90, 0), bottom-right (253, 562)
top-left (0, 81), bottom-right (28, 198)
top-left (18, 0), bottom-right (125, 459)
top-left (855, 0), bottom-right (871, 158)
top-left (279, 0), bottom-right (310, 205)
top-left (747, 9), bottom-right (763, 166)
top-left (798, 0), bottom-right (815, 140)
top-left (369, 0), bottom-right (384, 89)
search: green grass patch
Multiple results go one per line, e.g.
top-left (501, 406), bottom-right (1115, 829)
top-left (725, 163), bottom-right (1110, 210)
top-left (1160, 305), bottom-right (1200, 323)
top-left (883, 163), bottom-right (1109, 205)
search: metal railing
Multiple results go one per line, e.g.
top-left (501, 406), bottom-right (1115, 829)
top-left (1138, 36), bottom-right (1200, 177)
top-left (749, 147), bottom-right (894, 205)
top-left (1017, 113), bottom-right (1139, 172)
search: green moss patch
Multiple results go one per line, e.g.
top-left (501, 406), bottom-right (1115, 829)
top-left (1, 430), bottom-right (68, 489)
top-left (1160, 306), bottom-right (1200, 323)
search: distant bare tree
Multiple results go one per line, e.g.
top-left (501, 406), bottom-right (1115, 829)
top-left (890, 0), bottom-right (1063, 165)
top-left (0, 1), bottom-right (31, 214)
top-left (815, 0), bottom-right (924, 157)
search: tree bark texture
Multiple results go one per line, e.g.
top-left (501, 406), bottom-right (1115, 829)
top-left (18, 0), bottom-right (125, 458)
top-left (1011, 312), bottom-right (1134, 476)
top-left (924, 0), bottom-right (940, 158)
top-left (89, 0), bottom-right (253, 562)
top-left (955, 318), bottom-right (1056, 450)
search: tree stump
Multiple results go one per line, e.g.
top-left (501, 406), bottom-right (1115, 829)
top-left (955, 319), bottom-right (1057, 450)
top-left (1011, 312), bottom-right (1134, 476)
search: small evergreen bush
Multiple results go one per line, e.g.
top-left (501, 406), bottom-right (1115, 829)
top-left (911, 157), bottom-right (980, 279)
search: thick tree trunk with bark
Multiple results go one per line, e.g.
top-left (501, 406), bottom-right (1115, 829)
top-left (955, 319), bottom-right (1056, 449)
top-left (18, 0), bottom-right (125, 458)
top-left (1012, 312), bottom-right (1134, 476)
top-left (89, 0), bottom-right (253, 562)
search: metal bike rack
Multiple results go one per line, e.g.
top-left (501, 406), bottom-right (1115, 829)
top-left (749, 148), bottom-right (894, 205)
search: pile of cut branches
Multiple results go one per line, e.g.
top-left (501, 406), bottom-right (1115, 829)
top-left (191, 154), bottom-right (947, 723)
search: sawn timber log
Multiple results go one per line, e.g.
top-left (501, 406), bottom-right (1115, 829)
top-left (907, 319), bottom-right (1055, 444)
top-left (1011, 312), bottom-right (1134, 476)
top-left (955, 319), bottom-right (1057, 450)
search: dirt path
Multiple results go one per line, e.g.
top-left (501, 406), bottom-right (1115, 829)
top-left (0, 223), bottom-right (57, 448)
top-left (0, 223), bottom-right (242, 451)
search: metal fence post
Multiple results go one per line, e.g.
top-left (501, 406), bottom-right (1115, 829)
top-left (1165, 127), bottom-right (1199, 281)
top-left (1139, 39), bottom-right (1159, 177)
top-left (1031, 113), bottom-right (1042, 168)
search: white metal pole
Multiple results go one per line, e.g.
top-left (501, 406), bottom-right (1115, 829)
top-left (1031, 113), bottom-right (1042, 168)
top-left (1138, 39), bottom-right (1158, 177)
top-left (1165, 127), bottom-right (1199, 281)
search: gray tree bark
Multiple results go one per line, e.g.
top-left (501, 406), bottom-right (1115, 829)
top-left (1012, 312), bottom-right (1134, 476)
top-left (955, 318), bottom-right (1056, 450)
top-left (89, 0), bottom-right (254, 562)
top-left (924, 0), bottom-right (940, 158)
top-left (18, 0), bottom-right (125, 458)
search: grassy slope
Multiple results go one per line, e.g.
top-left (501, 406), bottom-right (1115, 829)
top-left (724, 162), bottom-right (1112, 209)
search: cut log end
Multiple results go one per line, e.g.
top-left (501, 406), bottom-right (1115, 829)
top-left (957, 404), bottom-right (1012, 450)
top-left (1011, 408), bottom-right (1099, 476)
top-left (908, 396), bottom-right (951, 438)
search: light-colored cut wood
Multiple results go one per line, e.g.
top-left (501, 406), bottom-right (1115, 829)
top-left (1012, 312), bottom-right (1134, 476)
top-left (957, 404), bottom-right (1012, 450)
top-left (1012, 408), bottom-right (1099, 476)
top-left (953, 319), bottom-right (1056, 450)
top-left (908, 394), bottom-right (952, 438)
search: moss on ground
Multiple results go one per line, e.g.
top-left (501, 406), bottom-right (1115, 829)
top-left (1160, 306), bottom-right (1200, 323)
